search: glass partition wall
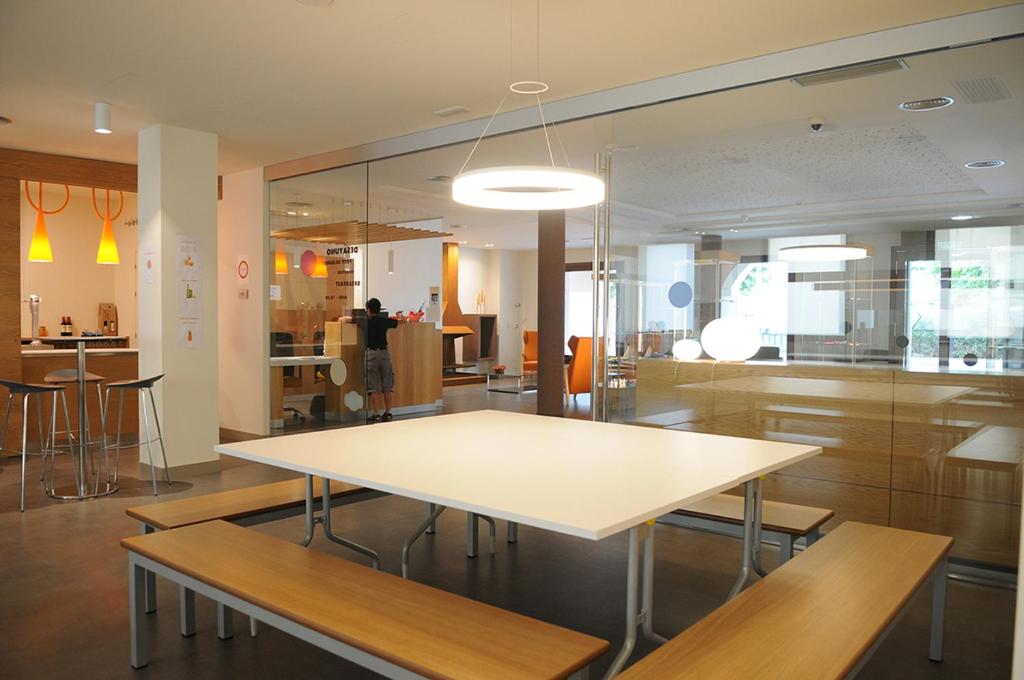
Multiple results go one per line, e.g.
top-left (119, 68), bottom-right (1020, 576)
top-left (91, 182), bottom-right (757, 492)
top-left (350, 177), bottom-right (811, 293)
top-left (268, 164), bottom-right (369, 429)
top-left (598, 37), bottom-right (1024, 570)
top-left (265, 36), bottom-right (1024, 571)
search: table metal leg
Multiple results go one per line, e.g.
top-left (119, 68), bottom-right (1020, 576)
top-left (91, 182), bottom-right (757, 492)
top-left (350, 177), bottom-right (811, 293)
top-left (426, 502), bottom-right (437, 534)
top-left (402, 503), bottom-right (447, 578)
top-left (508, 520), bottom-right (519, 543)
top-left (640, 522), bottom-right (668, 645)
top-left (751, 477), bottom-right (767, 578)
top-left (217, 603), bottom-right (234, 640)
top-left (142, 523), bottom-right (157, 613)
top-left (466, 512), bottom-right (479, 558)
top-left (76, 340), bottom-right (88, 498)
top-left (603, 525), bottom-right (641, 679)
top-left (728, 480), bottom-right (760, 600)
top-left (301, 474), bottom-right (316, 547)
top-left (320, 477), bottom-right (381, 569)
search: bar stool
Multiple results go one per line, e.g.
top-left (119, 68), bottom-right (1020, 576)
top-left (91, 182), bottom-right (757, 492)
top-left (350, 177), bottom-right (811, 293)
top-left (43, 368), bottom-right (107, 449)
top-left (104, 375), bottom-right (171, 496)
top-left (0, 379), bottom-right (68, 512)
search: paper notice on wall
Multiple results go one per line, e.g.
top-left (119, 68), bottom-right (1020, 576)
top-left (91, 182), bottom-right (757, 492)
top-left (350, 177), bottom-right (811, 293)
top-left (177, 236), bottom-right (202, 347)
top-left (142, 250), bottom-right (157, 285)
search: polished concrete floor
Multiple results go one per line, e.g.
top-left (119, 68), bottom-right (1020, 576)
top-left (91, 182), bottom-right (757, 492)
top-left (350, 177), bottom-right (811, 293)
top-left (0, 385), bottom-right (1014, 678)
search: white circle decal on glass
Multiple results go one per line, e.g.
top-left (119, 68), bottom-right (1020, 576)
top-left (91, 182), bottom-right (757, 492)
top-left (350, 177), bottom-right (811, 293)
top-left (329, 358), bottom-right (348, 386)
top-left (700, 318), bottom-right (761, 362)
top-left (668, 281), bottom-right (693, 308)
top-left (344, 390), bottom-right (364, 412)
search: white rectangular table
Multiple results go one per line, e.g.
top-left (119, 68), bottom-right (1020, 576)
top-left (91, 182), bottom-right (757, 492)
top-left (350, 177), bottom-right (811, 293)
top-left (216, 410), bottom-right (820, 677)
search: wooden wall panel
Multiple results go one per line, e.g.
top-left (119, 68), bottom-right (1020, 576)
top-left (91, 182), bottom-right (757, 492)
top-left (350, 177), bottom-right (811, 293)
top-left (537, 210), bottom-right (565, 417)
top-left (0, 178), bottom-right (21, 388)
top-left (0, 147), bottom-right (136, 192)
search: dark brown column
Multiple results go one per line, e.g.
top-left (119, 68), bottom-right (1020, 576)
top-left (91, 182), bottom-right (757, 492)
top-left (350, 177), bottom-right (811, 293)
top-left (537, 210), bottom-right (565, 416)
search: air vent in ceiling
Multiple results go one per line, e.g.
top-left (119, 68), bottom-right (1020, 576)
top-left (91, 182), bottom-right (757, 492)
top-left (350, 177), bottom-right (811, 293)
top-left (954, 76), bottom-right (1012, 103)
top-left (791, 58), bottom-right (907, 87)
top-left (965, 160), bottom-right (1005, 169)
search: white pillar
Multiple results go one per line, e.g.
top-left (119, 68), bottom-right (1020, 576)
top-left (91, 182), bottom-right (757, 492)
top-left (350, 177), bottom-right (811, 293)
top-left (137, 125), bottom-right (219, 470)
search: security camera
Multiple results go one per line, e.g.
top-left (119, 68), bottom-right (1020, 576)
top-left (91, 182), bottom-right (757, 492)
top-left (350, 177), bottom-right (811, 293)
top-left (809, 117), bottom-right (826, 133)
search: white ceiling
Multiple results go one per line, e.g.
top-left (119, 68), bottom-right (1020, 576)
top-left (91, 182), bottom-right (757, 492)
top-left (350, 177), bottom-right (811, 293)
top-left (270, 38), bottom-right (1024, 250)
top-left (0, 0), bottom-right (1011, 173)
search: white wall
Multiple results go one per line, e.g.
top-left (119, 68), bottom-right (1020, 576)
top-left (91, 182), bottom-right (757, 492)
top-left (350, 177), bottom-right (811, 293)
top-left (217, 167), bottom-right (268, 437)
top-left (365, 238), bottom-right (442, 317)
top-left (20, 183), bottom-right (137, 339)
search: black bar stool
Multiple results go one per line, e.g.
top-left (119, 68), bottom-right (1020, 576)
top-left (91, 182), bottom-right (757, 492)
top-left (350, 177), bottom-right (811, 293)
top-left (0, 379), bottom-right (68, 512)
top-left (104, 375), bottom-right (171, 496)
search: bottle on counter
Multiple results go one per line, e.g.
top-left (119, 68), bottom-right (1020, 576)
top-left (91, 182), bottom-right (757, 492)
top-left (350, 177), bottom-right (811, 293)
top-left (110, 319), bottom-right (116, 335)
top-left (60, 317), bottom-right (67, 336)
top-left (103, 320), bottom-right (109, 335)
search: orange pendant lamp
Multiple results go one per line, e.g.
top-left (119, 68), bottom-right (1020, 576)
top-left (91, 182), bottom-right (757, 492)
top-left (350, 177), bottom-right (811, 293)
top-left (25, 181), bottom-right (70, 262)
top-left (274, 249), bottom-right (289, 274)
top-left (312, 253), bottom-right (328, 278)
top-left (92, 188), bottom-right (124, 264)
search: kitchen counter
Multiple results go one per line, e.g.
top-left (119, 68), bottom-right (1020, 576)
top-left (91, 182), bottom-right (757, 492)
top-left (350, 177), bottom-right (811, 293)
top-left (21, 347), bottom-right (138, 357)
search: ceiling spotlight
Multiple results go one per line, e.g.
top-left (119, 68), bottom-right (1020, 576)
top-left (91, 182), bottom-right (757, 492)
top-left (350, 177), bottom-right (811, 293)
top-left (428, 175), bottom-right (454, 183)
top-left (301, 212), bottom-right (309, 217)
top-left (898, 96), bottom-right (954, 112)
top-left (296, 0), bottom-right (334, 5)
top-left (950, 215), bottom-right (974, 221)
top-left (458, 240), bottom-right (468, 245)
top-left (964, 160), bottom-right (1004, 169)
top-left (729, 228), bottom-right (738, 233)
top-left (286, 210), bottom-right (297, 216)
top-left (94, 101), bottom-right (112, 134)
top-left (343, 200), bottom-right (353, 206)
top-left (484, 243), bottom-right (495, 248)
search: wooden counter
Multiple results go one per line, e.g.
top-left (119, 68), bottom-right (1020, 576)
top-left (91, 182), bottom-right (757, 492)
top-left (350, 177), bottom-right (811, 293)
top-left (269, 321), bottom-right (442, 427)
top-left (634, 358), bottom-right (1023, 567)
top-left (17, 349), bottom-right (139, 444)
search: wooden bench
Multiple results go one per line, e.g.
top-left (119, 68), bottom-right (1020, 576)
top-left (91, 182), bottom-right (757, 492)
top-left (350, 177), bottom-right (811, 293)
top-left (619, 522), bottom-right (952, 679)
top-left (125, 476), bottom-right (369, 532)
top-left (660, 493), bottom-right (834, 564)
top-left (126, 477), bottom-right (375, 620)
top-left (122, 520), bottom-right (608, 679)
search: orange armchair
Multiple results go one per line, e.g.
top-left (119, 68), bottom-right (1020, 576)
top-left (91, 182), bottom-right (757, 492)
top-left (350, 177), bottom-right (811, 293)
top-left (566, 336), bottom-right (602, 398)
top-left (522, 330), bottom-right (539, 373)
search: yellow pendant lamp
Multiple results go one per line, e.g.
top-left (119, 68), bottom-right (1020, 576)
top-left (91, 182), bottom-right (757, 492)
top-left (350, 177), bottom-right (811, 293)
top-left (274, 249), bottom-right (289, 274)
top-left (25, 181), bottom-right (70, 262)
top-left (92, 188), bottom-right (124, 264)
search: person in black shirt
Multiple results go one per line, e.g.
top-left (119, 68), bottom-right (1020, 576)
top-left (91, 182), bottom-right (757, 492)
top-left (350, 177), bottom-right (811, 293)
top-left (363, 297), bottom-right (400, 422)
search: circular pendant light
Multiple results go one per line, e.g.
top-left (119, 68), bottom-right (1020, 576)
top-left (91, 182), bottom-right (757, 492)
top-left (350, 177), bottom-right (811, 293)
top-left (778, 244), bottom-right (869, 262)
top-left (453, 165), bottom-right (605, 211)
top-left (452, 82), bottom-right (605, 211)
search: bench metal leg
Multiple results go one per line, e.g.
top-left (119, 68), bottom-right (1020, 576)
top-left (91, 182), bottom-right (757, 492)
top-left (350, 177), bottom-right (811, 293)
top-left (930, 557), bottom-right (948, 662)
top-left (320, 477), bottom-right (381, 569)
top-left (778, 533), bottom-right (795, 565)
top-left (179, 586), bottom-right (196, 637)
top-left (751, 478), bottom-right (767, 577)
top-left (141, 524), bottom-right (157, 613)
top-left (129, 557), bottom-right (148, 669)
top-left (217, 603), bottom-right (234, 640)
top-left (641, 522), bottom-right (668, 646)
top-left (569, 667), bottom-right (591, 680)
top-left (604, 523), bottom-right (659, 679)
top-left (806, 527), bottom-right (821, 546)
top-left (302, 474), bottom-right (316, 547)
top-left (426, 502), bottom-right (437, 534)
top-left (250, 617), bottom-right (259, 637)
top-left (508, 521), bottom-right (519, 543)
top-left (402, 504), bottom-right (447, 578)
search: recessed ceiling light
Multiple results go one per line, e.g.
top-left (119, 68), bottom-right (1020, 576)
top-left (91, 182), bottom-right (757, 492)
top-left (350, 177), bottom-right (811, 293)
top-left (458, 240), bottom-right (468, 245)
top-left (301, 212), bottom-right (309, 217)
top-left (343, 200), bottom-right (353, 206)
top-left (484, 243), bottom-right (494, 248)
top-left (964, 160), bottom-right (1004, 169)
top-left (729, 228), bottom-right (738, 233)
top-left (898, 96), bottom-right (954, 111)
top-left (950, 215), bottom-right (973, 221)
top-left (0, 116), bottom-right (11, 125)
top-left (428, 175), bottom-right (454, 183)
top-left (286, 210), bottom-right (297, 216)
top-left (296, 0), bottom-right (334, 5)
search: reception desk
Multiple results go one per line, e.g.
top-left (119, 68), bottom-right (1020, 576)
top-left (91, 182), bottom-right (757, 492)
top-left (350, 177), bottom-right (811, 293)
top-left (270, 321), bottom-right (442, 427)
top-left (633, 358), bottom-right (1023, 568)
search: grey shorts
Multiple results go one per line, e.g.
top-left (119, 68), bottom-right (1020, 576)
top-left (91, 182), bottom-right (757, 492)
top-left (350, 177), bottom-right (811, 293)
top-left (366, 348), bottom-right (394, 394)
